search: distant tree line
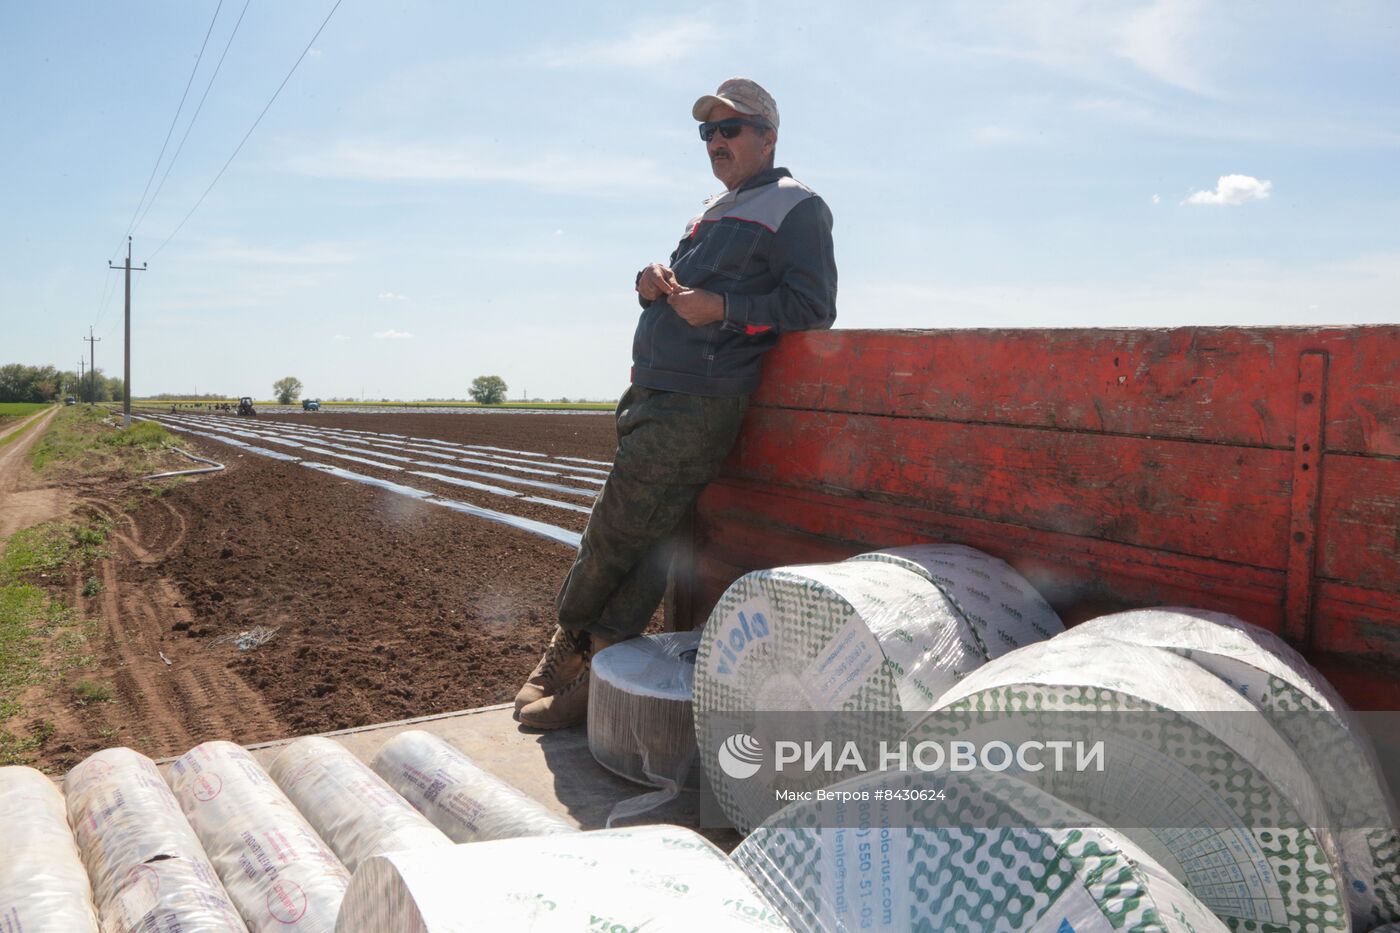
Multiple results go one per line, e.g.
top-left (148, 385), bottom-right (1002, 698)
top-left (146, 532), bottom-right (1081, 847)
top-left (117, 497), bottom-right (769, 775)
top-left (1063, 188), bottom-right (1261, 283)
top-left (0, 362), bottom-right (123, 403)
top-left (143, 392), bottom-right (231, 401)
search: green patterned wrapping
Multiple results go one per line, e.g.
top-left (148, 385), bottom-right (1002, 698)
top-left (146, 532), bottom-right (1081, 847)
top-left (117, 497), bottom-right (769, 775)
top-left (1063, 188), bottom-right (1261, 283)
top-left (732, 770), bottom-right (1230, 933)
top-left (849, 543), bottom-right (1064, 656)
top-left (1057, 608), bottom-right (1400, 930)
top-left (1058, 602), bottom-right (1400, 924)
top-left (695, 561), bottom-right (995, 832)
top-left (335, 825), bottom-right (793, 931)
top-left (927, 637), bottom-right (1349, 933)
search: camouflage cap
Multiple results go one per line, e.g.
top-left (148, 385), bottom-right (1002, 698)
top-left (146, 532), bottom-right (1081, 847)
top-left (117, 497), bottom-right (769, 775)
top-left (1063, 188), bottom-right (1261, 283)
top-left (692, 77), bottom-right (779, 129)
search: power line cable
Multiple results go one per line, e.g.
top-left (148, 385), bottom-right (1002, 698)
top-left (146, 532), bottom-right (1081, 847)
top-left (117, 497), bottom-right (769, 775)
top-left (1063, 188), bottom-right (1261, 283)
top-left (148, 0), bottom-right (344, 262)
top-left (96, 1), bottom-right (223, 332)
top-left (121, 1), bottom-right (225, 246)
top-left (132, 0), bottom-right (252, 237)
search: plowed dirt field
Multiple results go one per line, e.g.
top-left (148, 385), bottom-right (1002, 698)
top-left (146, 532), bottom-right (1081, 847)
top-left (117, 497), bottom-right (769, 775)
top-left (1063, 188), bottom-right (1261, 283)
top-left (14, 410), bottom-right (619, 772)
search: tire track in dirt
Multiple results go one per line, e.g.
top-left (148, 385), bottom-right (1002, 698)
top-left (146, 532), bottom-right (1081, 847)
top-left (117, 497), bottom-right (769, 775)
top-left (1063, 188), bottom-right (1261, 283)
top-left (58, 494), bottom-right (287, 767)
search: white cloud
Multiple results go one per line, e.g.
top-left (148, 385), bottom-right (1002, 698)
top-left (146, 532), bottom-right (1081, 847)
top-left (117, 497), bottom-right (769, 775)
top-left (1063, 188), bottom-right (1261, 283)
top-left (1151, 194), bottom-right (1161, 204)
top-left (1117, 0), bottom-right (1213, 95)
top-left (378, 291), bottom-right (409, 301)
top-left (333, 334), bottom-right (350, 341)
top-left (285, 140), bottom-right (676, 195)
top-left (1183, 174), bottom-right (1273, 206)
top-left (373, 329), bottom-right (414, 340)
top-left (956, 0), bottom-right (1214, 95)
top-left (307, 48), bottom-right (323, 58)
top-left (529, 19), bottom-right (720, 69)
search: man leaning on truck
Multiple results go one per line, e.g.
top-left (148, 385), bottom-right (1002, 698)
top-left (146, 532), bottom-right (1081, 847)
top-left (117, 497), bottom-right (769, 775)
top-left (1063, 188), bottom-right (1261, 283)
top-left (515, 77), bottom-right (839, 729)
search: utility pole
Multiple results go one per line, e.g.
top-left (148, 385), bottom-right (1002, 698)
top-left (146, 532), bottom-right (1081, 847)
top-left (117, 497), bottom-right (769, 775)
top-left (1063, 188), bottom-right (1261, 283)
top-left (78, 358), bottom-right (85, 400)
top-left (109, 237), bottom-right (147, 427)
top-left (84, 327), bottom-right (101, 407)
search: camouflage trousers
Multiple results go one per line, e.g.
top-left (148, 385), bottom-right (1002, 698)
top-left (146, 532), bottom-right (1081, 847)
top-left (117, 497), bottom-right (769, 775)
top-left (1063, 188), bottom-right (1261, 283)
top-left (556, 385), bottom-right (748, 642)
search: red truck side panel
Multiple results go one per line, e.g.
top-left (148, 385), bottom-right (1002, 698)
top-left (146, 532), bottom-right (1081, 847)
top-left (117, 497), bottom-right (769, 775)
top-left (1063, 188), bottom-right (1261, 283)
top-left (670, 326), bottom-right (1400, 710)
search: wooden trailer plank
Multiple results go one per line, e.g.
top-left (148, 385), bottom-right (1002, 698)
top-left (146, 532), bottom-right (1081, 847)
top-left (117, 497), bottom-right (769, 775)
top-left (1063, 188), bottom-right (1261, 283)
top-left (1317, 454), bottom-right (1400, 592)
top-left (1312, 580), bottom-right (1400, 662)
top-left (1322, 327), bottom-right (1400, 456)
top-left (690, 481), bottom-right (1286, 628)
top-left (728, 408), bottom-right (1295, 569)
top-left (753, 326), bottom-right (1400, 456)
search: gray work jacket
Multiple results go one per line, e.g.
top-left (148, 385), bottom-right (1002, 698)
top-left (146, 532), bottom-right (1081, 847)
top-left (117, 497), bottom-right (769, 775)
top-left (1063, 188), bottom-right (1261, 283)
top-left (631, 167), bottom-right (838, 397)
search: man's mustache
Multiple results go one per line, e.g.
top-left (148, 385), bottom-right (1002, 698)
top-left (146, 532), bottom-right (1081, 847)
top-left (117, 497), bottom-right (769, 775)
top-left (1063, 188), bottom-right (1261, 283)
top-left (710, 149), bottom-right (731, 161)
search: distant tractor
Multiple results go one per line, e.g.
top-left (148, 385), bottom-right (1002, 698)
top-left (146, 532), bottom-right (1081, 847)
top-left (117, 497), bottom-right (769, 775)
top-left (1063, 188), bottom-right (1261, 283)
top-left (237, 397), bottom-right (256, 417)
top-left (302, 399), bottom-right (321, 411)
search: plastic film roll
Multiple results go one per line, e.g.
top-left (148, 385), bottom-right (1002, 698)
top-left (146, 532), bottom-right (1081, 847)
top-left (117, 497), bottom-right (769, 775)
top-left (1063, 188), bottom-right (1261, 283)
top-left (268, 737), bottom-right (451, 875)
top-left (1059, 607), bottom-right (1400, 930)
top-left (64, 747), bottom-right (245, 933)
top-left (335, 825), bottom-right (791, 932)
top-left (588, 630), bottom-right (701, 789)
top-left (733, 769), bottom-right (1229, 933)
top-left (369, 730), bottom-right (575, 843)
top-left (166, 741), bottom-right (349, 933)
top-left (0, 765), bottom-right (99, 932)
top-left (848, 542), bottom-right (1063, 654)
top-left (928, 636), bottom-right (1350, 932)
top-left (695, 560), bottom-right (999, 831)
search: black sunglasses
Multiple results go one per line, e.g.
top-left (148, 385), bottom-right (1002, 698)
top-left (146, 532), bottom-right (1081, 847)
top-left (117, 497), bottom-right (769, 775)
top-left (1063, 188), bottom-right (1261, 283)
top-left (698, 117), bottom-right (771, 142)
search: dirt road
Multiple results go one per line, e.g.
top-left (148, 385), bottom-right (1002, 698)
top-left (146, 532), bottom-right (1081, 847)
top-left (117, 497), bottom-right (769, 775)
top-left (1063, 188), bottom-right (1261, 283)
top-left (0, 407), bottom-right (68, 539)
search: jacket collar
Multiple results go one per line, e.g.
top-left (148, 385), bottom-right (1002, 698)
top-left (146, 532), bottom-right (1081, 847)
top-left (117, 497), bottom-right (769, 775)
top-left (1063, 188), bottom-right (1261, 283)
top-left (737, 166), bottom-right (790, 193)
top-left (706, 167), bottom-right (790, 208)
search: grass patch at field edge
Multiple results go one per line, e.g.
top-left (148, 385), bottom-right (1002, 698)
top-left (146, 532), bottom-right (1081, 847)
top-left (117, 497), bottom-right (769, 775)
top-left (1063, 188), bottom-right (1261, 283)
top-left (29, 406), bottom-right (174, 475)
top-left (0, 516), bottom-right (109, 766)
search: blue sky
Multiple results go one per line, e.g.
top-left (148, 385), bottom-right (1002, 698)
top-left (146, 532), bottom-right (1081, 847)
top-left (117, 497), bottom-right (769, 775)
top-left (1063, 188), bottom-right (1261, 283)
top-left (3, 1), bottom-right (1398, 400)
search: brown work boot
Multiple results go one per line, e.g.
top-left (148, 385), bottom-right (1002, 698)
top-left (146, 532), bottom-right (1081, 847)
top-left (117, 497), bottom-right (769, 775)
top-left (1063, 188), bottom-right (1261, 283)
top-left (517, 635), bottom-right (614, 731)
top-left (513, 626), bottom-right (587, 718)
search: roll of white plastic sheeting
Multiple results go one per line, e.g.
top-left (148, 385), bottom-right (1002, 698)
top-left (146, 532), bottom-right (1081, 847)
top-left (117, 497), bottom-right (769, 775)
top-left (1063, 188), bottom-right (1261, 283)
top-left (267, 737), bottom-right (451, 875)
top-left (928, 636), bottom-right (1350, 932)
top-left (64, 747), bottom-right (246, 933)
top-left (695, 560), bottom-right (1007, 831)
top-left (166, 741), bottom-right (350, 933)
top-left (733, 769), bottom-right (1229, 933)
top-left (848, 542), bottom-right (1064, 654)
top-left (369, 730), bottom-right (575, 843)
top-left (334, 825), bottom-right (792, 932)
top-left (588, 630), bottom-right (701, 789)
top-left (1058, 608), bottom-right (1400, 930)
top-left (0, 765), bottom-right (99, 932)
